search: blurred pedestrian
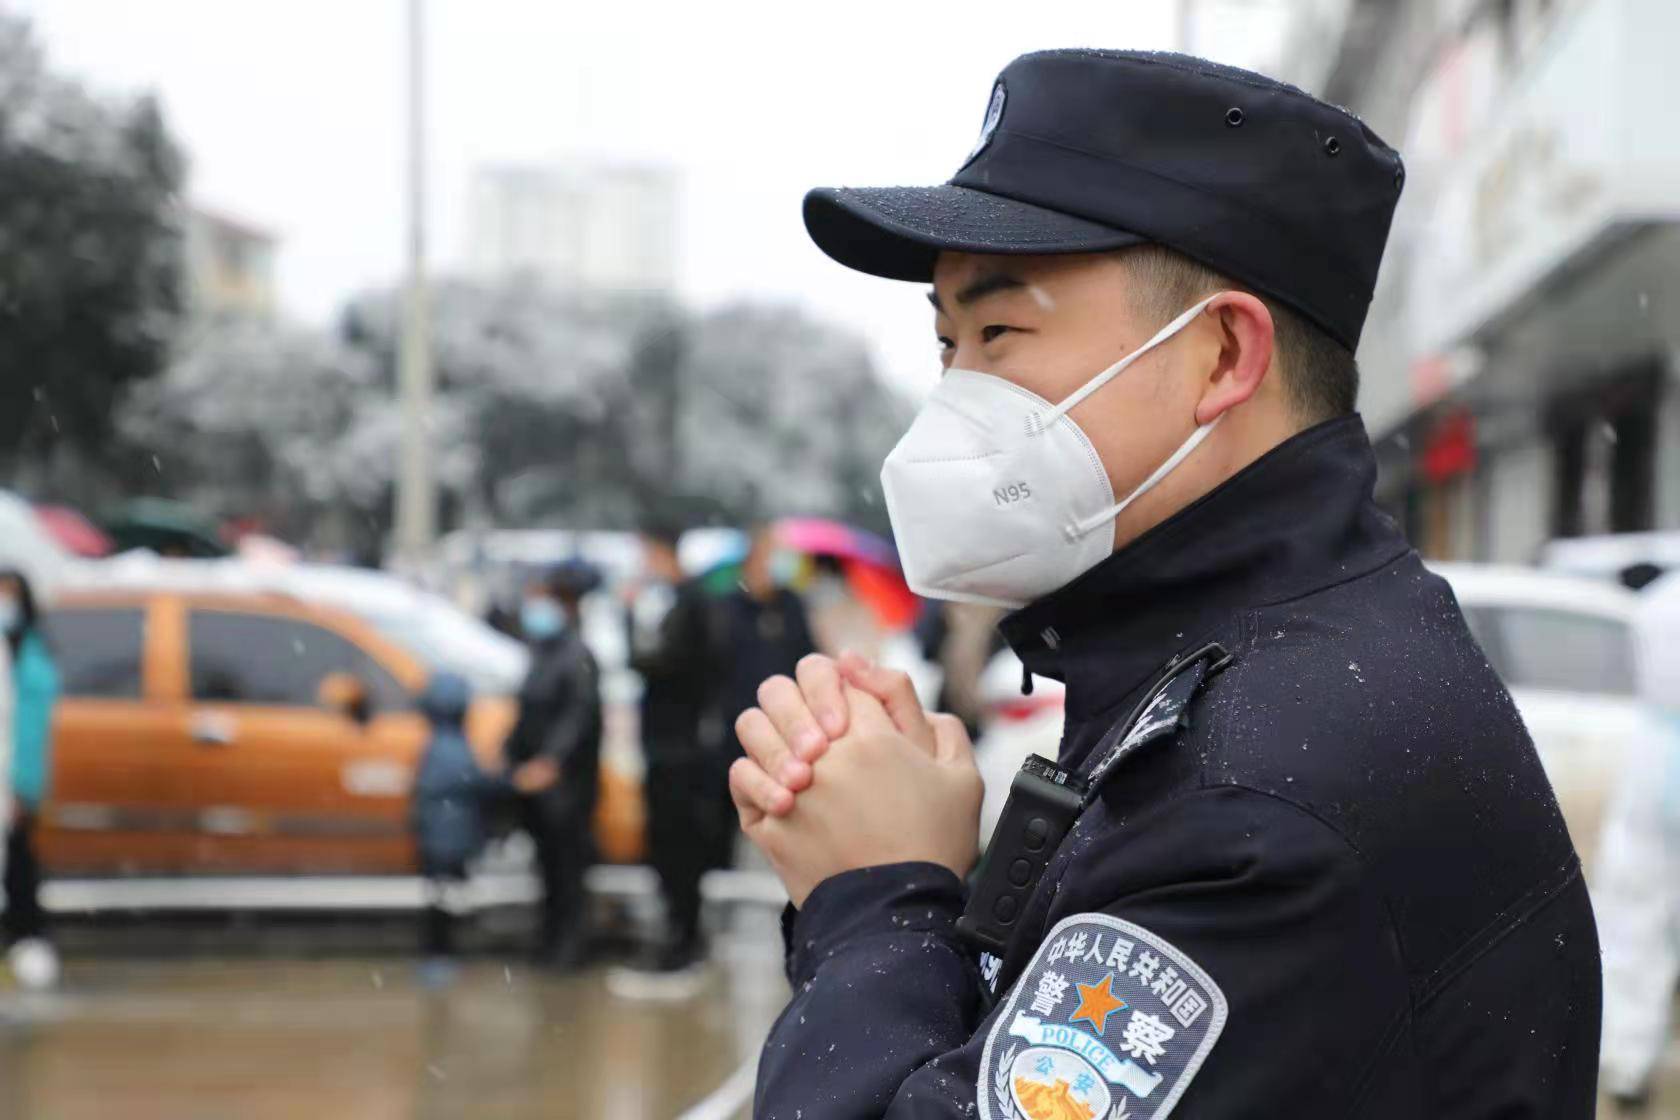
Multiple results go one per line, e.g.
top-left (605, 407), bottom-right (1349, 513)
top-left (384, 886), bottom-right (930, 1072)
top-left (915, 601), bottom-right (1007, 742)
top-left (1595, 712), bottom-right (1680, 1115)
top-left (804, 554), bottom-right (881, 658)
top-left (610, 521), bottom-right (727, 995)
top-left (718, 526), bottom-right (817, 765)
top-left (502, 561), bottom-right (603, 969)
top-left (1598, 571), bottom-right (1680, 1113)
top-left (1, 568), bottom-right (60, 991)
top-left (0, 636), bottom-right (10, 905)
top-left (411, 671), bottom-right (556, 987)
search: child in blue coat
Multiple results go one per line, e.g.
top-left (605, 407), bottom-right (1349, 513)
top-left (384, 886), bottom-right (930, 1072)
top-left (411, 672), bottom-right (553, 983)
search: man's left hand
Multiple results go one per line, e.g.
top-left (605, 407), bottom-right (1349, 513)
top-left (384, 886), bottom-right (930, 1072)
top-left (733, 666), bottom-right (983, 908)
top-left (512, 757), bottom-right (561, 794)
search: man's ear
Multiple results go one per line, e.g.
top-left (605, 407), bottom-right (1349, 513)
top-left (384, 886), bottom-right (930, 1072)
top-left (1193, 291), bottom-right (1274, 425)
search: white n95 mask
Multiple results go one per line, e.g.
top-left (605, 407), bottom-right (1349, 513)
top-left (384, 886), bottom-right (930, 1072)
top-left (881, 295), bottom-right (1221, 609)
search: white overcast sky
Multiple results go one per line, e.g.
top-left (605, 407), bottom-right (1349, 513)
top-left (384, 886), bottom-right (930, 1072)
top-left (18, 0), bottom-right (1292, 395)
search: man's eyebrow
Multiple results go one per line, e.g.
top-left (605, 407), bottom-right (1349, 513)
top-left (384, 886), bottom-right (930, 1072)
top-left (927, 273), bottom-right (1029, 314)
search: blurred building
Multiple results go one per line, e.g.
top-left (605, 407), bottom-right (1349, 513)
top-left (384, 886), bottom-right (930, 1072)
top-left (184, 206), bottom-right (278, 319)
top-left (1288, 0), bottom-right (1680, 562)
top-left (462, 161), bottom-right (679, 293)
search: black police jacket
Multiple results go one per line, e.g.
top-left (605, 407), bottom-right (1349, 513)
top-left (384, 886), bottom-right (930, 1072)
top-left (503, 628), bottom-right (603, 817)
top-left (756, 416), bottom-right (1600, 1119)
top-left (627, 577), bottom-right (722, 754)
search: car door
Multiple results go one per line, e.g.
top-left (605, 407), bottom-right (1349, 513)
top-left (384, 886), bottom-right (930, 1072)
top-left (37, 597), bottom-right (210, 874)
top-left (181, 603), bottom-right (426, 874)
top-left (1462, 603), bottom-right (1640, 869)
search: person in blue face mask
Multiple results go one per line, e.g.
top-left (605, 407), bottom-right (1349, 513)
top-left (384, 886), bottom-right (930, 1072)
top-left (716, 526), bottom-right (817, 777)
top-left (501, 561), bottom-right (603, 969)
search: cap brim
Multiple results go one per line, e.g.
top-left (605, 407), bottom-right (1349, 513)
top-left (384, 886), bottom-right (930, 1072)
top-left (803, 184), bottom-right (1147, 282)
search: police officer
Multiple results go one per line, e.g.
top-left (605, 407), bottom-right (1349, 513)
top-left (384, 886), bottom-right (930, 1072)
top-left (503, 560), bottom-right (604, 969)
top-left (728, 50), bottom-right (1600, 1118)
top-left (620, 519), bottom-right (728, 981)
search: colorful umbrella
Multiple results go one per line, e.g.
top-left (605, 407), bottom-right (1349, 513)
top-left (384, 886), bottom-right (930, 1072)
top-left (772, 517), bottom-right (898, 568)
top-left (772, 517), bottom-right (918, 630)
top-left (33, 504), bottom-right (113, 558)
top-left (843, 556), bottom-right (921, 630)
top-left (102, 498), bottom-right (229, 559)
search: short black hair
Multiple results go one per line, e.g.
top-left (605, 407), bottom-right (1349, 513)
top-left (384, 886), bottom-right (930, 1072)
top-left (1118, 244), bottom-right (1358, 423)
top-left (639, 524), bottom-right (683, 550)
top-left (544, 559), bottom-right (602, 601)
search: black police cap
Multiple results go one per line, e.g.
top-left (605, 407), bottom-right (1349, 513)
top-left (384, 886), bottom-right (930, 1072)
top-left (545, 557), bottom-right (602, 599)
top-left (804, 49), bottom-right (1405, 350)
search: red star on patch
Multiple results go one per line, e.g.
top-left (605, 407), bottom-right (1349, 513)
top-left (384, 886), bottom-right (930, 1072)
top-left (1070, 973), bottom-right (1128, 1034)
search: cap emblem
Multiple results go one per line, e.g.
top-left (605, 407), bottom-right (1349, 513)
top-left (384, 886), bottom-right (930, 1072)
top-left (963, 80), bottom-right (1007, 169)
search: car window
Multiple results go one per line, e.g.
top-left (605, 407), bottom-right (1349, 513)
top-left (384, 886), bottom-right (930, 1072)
top-left (1485, 606), bottom-right (1636, 697)
top-left (352, 599), bottom-right (528, 696)
top-left (44, 606), bottom-right (146, 699)
top-left (188, 610), bottom-right (409, 712)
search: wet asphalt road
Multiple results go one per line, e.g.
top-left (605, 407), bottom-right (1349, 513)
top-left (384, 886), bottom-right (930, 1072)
top-left (0, 908), bottom-right (786, 1120)
top-left (2, 910), bottom-right (1676, 1118)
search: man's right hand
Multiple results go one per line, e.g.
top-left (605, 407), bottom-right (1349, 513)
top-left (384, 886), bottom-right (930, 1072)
top-left (729, 651), bottom-right (937, 828)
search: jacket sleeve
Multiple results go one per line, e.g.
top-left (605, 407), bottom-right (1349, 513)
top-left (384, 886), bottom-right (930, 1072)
top-left (754, 787), bottom-right (1406, 1119)
top-left (787, 593), bottom-right (818, 662)
top-left (756, 863), bottom-right (983, 1120)
top-left (628, 587), bottom-right (708, 683)
top-left (533, 651), bottom-right (600, 767)
top-left (0, 641), bottom-right (12, 830)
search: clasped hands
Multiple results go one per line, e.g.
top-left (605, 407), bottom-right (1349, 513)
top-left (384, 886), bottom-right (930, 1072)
top-left (729, 651), bottom-right (984, 907)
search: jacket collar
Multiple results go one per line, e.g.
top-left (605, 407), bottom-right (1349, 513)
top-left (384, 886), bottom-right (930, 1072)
top-left (999, 415), bottom-right (1409, 724)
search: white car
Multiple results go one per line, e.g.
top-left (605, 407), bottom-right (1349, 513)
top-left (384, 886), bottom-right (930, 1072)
top-left (0, 490), bottom-right (78, 597)
top-left (274, 564), bottom-right (530, 697)
top-left (971, 563), bottom-right (1640, 870)
top-left (1538, 531), bottom-right (1680, 586)
top-left (973, 651), bottom-right (1066, 848)
top-left (65, 554), bottom-right (530, 697)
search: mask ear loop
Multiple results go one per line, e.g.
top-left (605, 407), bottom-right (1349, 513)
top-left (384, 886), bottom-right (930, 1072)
top-left (1068, 414), bottom-right (1223, 539)
top-left (1037, 294), bottom-right (1220, 430)
top-left (1032, 292), bottom-right (1225, 541)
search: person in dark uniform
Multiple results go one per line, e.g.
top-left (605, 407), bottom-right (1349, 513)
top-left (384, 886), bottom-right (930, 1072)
top-left (719, 525), bottom-right (817, 772)
top-left (618, 521), bottom-right (729, 982)
top-left (728, 50), bottom-right (1600, 1118)
top-left (502, 560), bottom-right (603, 969)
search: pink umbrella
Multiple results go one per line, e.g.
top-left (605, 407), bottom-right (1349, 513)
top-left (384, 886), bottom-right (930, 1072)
top-left (772, 517), bottom-right (898, 568)
top-left (34, 505), bottom-right (113, 558)
top-left (772, 517), bottom-right (919, 630)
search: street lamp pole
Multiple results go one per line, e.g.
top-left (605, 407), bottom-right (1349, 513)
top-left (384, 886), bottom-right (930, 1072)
top-left (396, 0), bottom-right (435, 570)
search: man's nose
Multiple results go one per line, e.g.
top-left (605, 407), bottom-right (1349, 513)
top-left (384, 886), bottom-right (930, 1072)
top-left (949, 341), bottom-right (991, 372)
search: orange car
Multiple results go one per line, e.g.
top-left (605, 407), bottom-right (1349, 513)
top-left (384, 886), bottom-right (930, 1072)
top-left (37, 588), bottom-right (645, 876)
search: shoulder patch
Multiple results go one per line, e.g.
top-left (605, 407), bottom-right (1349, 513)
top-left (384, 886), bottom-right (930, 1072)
top-left (978, 913), bottom-right (1227, 1120)
top-left (1085, 656), bottom-right (1211, 791)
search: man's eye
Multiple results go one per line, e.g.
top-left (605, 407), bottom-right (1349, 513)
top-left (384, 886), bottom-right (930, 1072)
top-left (936, 336), bottom-right (955, 353)
top-left (980, 325), bottom-right (1014, 343)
